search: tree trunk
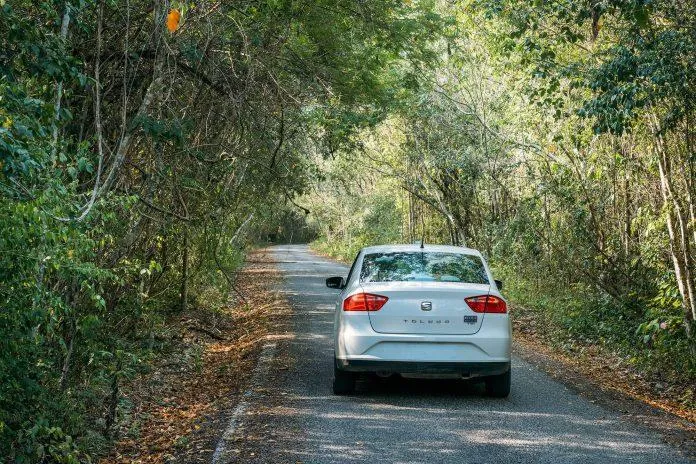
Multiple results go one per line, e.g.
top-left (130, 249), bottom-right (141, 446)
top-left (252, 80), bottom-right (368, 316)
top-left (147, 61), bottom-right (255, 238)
top-left (180, 228), bottom-right (189, 312)
top-left (408, 191), bottom-right (415, 242)
top-left (51, 3), bottom-right (71, 158)
top-left (59, 324), bottom-right (75, 391)
top-left (104, 357), bottom-right (121, 439)
top-left (653, 118), bottom-right (696, 337)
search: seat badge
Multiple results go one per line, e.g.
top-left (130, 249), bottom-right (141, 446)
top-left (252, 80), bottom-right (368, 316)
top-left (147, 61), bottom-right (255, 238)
top-left (420, 301), bottom-right (432, 311)
top-left (463, 315), bottom-right (478, 324)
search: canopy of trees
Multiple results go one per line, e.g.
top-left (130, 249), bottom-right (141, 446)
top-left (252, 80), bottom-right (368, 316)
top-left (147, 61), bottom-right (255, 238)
top-left (1, 0), bottom-right (694, 461)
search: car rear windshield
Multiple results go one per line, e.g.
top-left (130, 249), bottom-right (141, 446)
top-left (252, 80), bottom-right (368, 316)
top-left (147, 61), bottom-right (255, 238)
top-left (360, 251), bottom-right (489, 284)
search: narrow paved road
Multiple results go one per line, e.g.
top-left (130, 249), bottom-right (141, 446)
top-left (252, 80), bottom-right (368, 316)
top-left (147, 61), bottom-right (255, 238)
top-left (217, 245), bottom-right (690, 463)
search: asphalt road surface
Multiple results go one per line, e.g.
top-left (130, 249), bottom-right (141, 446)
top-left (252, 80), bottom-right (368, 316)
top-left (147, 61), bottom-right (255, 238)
top-left (216, 244), bottom-right (690, 463)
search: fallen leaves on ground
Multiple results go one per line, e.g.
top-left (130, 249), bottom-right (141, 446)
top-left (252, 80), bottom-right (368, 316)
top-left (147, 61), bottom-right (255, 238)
top-left (512, 305), bottom-right (695, 424)
top-left (102, 249), bottom-right (290, 464)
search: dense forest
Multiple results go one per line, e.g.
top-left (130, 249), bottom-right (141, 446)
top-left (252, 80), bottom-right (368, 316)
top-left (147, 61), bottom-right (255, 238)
top-left (0, 0), bottom-right (694, 461)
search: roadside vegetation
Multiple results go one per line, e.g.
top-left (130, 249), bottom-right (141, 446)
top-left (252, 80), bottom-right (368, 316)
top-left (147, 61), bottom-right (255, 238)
top-left (103, 249), bottom-right (290, 463)
top-left (1, 0), bottom-right (694, 461)
top-left (308, 0), bottom-right (696, 413)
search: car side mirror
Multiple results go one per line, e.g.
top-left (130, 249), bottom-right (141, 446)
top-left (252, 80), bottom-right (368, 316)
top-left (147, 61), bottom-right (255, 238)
top-left (326, 276), bottom-right (345, 289)
top-left (494, 279), bottom-right (504, 291)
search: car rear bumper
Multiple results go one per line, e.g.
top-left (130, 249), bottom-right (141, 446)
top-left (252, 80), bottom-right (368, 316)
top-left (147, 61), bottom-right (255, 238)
top-left (336, 359), bottom-right (510, 377)
top-left (335, 313), bottom-right (512, 369)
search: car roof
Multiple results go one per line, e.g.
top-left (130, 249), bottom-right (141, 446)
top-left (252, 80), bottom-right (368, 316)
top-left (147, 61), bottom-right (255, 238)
top-left (360, 244), bottom-right (483, 257)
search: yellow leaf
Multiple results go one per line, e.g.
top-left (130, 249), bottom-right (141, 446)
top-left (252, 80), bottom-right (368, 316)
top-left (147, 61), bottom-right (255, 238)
top-left (166, 9), bottom-right (181, 33)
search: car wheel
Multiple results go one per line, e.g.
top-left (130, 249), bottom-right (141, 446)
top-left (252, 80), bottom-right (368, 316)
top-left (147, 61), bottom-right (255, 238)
top-left (485, 368), bottom-right (511, 398)
top-left (333, 361), bottom-right (356, 395)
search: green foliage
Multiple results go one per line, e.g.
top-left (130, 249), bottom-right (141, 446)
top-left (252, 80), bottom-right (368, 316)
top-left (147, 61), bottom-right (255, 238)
top-left (0, 0), bottom-right (444, 460)
top-left (313, 193), bottom-right (402, 262)
top-left (312, 192), bottom-right (403, 262)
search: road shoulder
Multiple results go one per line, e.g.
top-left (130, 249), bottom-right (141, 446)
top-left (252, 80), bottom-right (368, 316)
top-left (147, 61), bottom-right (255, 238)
top-left (102, 248), bottom-right (291, 463)
top-left (513, 338), bottom-right (695, 459)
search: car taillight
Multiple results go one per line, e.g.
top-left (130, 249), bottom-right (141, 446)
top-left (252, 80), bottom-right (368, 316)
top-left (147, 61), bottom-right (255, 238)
top-left (465, 295), bottom-right (507, 313)
top-left (343, 293), bottom-right (389, 311)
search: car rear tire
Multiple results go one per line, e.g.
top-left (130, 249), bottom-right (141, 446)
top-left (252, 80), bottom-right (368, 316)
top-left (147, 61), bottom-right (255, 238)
top-left (485, 368), bottom-right (511, 398)
top-left (333, 362), bottom-right (356, 395)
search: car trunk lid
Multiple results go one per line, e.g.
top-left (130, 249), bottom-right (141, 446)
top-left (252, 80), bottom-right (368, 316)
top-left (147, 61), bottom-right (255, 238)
top-left (363, 282), bottom-right (489, 335)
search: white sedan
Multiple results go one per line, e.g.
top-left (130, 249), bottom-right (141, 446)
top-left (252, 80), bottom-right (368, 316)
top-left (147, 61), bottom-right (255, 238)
top-left (326, 244), bottom-right (511, 396)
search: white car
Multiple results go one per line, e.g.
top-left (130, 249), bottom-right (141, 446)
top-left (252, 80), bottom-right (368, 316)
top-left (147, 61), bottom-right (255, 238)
top-left (326, 244), bottom-right (511, 396)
